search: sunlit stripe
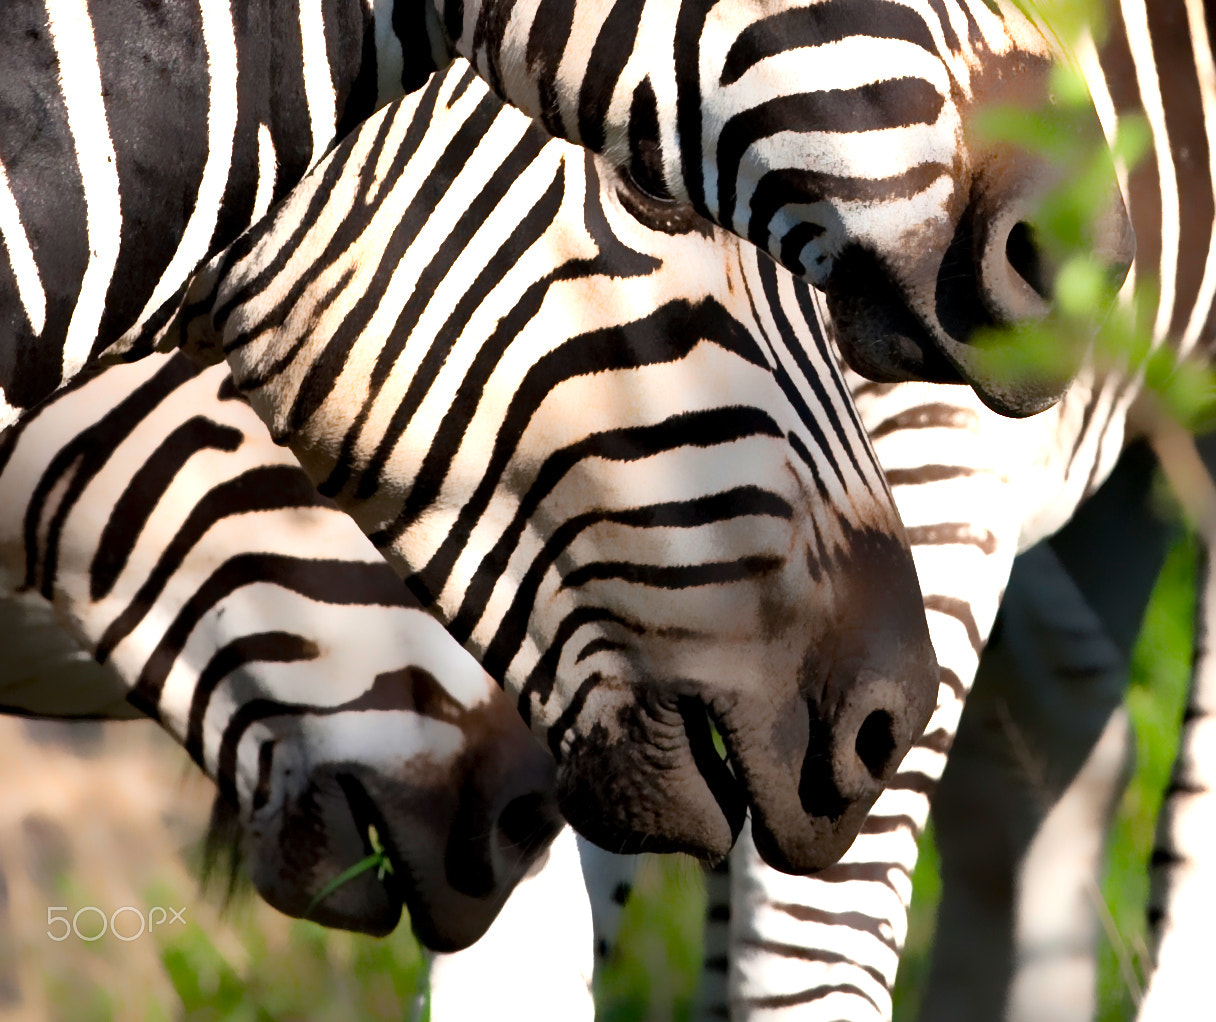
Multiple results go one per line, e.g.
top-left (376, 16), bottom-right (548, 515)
top-left (44, 0), bottom-right (121, 380)
top-left (1179, 0), bottom-right (1216, 358)
top-left (1121, 0), bottom-right (1178, 343)
top-left (0, 157), bottom-right (46, 336)
top-left (251, 123), bottom-right (277, 224)
top-left (299, 0), bottom-right (337, 165)
top-left (1075, 30), bottom-right (1138, 304)
top-left (127, 0), bottom-right (238, 341)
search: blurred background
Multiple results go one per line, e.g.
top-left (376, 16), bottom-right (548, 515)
top-left (0, 520), bottom-right (1194, 1021)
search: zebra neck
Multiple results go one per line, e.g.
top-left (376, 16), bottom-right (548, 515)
top-left (1082, 0), bottom-right (1216, 361)
top-left (440, 0), bottom-right (686, 204)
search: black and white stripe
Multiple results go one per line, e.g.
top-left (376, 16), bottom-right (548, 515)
top-left (0, 348), bottom-right (562, 952)
top-left (449, 0), bottom-right (1133, 415)
top-left (189, 59), bottom-right (941, 876)
top-left (0, 0), bottom-right (422, 424)
top-left (1, 0), bottom-right (1130, 428)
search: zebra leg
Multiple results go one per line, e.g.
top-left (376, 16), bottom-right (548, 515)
top-left (1138, 547), bottom-right (1216, 1020)
top-left (922, 542), bottom-right (1134, 1022)
top-left (696, 856), bottom-right (734, 1019)
top-left (1138, 428), bottom-right (1216, 1020)
top-left (924, 439), bottom-right (1167, 1021)
top-left (575, 836), bottom-right (642, 970)
top-left (424, 826), bottom-right (596, 1021)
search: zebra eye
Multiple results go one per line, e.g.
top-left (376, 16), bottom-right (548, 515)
top-left (622, 160), bottom-right (674, 205)
top-left (613, 164), bottom-right (713, 239)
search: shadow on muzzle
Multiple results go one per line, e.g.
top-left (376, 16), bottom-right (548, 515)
top-left (247, 725), bottom-right (563, 951)
top-left (556, 530), bottom-right (938, 875)
top-left (828, 84), bottom-right (1135, 418)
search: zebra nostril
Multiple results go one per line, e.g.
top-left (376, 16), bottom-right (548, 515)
top-left (1005, 220), bottom-right (1052, 302)
top-left (973, 203), bottom-right (1053, 326)
top-left (498, 790), bottom-right (562, 857)
top-left (854, 708), bottom-right (897, 780)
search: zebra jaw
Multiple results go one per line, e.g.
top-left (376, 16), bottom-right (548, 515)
top-left (232, 670), bottom-right (562, 948)
top-left (545, 529), bottom-right (938, 875)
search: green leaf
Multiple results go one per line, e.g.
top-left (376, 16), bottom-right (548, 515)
top-left (303, 825), bottom-right (395, 920)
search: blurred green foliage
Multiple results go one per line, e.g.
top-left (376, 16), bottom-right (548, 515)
top-left (979, 0), bottom-right (1216, 431)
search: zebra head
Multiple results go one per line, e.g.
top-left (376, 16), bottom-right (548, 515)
top-left (223, 614), bottom-right (562, 950)
top-left (0, 352), bottom-right (562, 950)
top-left (448, 0), bottom-right (1135, 417)
top-left (207, 66), bottom-right (939, 874)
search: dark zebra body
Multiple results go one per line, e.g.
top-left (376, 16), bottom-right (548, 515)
top-left (0, 348), bottom-right (562, 951)
top-left (0, 0), bottom-right (424, 420)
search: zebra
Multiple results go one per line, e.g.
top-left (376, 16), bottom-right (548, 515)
top-left (418, 346), bottom-right (1147, 1020)
top-left (424, 0), bottom-right (1216, 1011)
top-left (593, 0), bottom-right (1216, 1017)
top-left (179, 56), bottom-right (947, 877)
top-left (0, 0), bottom-right (1136, 997)
top-left (0, 0), bottom-right (1133, 429)
top-left (0, 347), bottom-right (565, 953)
top-left (426, 344), bottom-right (1092, 1019)
top-left (422, 330), bottom-right (1169, 1020)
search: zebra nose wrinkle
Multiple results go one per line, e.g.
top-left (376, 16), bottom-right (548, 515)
top-left (799, 670), bottom-right (909, 820)
top-left (834, 672), bottom-right (909, 794)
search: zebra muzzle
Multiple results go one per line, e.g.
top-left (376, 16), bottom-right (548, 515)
top-left (827, 121), bottom-right (1134, 419)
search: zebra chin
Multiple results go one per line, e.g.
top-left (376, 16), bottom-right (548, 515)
top-left (242, 744), bottom-right (563, 950)
top-left (554, 669), bottom-right (929, 874)
top-left (552, 532), bottom-right (938, 874)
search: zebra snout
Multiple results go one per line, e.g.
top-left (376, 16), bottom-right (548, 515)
top-left (444, 753), bottom-right (563, 902)
top-left (736, 677), bottom-right (912, 877)
top-left (935, 174), bottom-right (1135, 419)
top-left (799, 672), bottom-right (913, 818)
top-left (830, 133), bottom-right (1134, 419)
top-left (971, 167), bottom-right (1135, 329)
